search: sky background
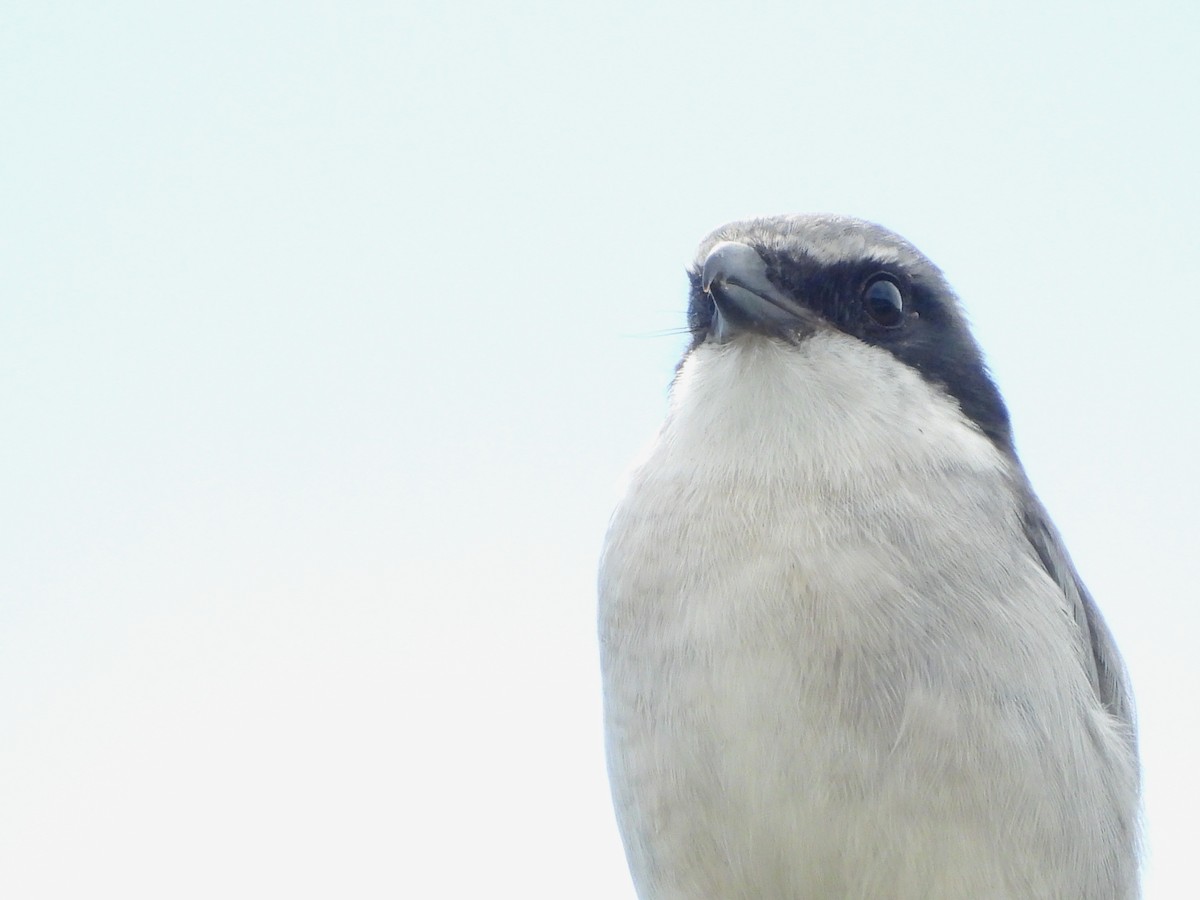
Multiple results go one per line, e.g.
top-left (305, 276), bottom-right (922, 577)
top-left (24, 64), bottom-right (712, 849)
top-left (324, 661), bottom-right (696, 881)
top-left (2, 2), bottom-right (1197, 897)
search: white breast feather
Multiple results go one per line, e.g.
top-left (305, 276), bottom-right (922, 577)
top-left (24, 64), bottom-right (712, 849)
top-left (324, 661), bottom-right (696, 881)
top-left (599, 334), bottom-right (1139, 900)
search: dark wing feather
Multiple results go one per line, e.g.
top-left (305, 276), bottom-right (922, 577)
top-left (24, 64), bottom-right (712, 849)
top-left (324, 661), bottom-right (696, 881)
top-left (1019, 485), bottom-right (1136, 740)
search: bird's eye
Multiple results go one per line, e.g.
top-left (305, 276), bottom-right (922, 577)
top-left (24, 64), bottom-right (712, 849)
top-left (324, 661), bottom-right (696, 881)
top-left (863, 277), bottom-right (904, 328)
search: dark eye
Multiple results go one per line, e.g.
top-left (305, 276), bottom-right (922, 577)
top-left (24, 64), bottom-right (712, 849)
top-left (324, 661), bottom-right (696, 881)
top-left (863, 276), bottom-right (904, 328)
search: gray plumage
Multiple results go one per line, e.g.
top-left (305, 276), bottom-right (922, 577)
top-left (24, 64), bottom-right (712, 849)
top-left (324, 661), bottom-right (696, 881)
top-left (599, 216), bottom-right (1139, 899)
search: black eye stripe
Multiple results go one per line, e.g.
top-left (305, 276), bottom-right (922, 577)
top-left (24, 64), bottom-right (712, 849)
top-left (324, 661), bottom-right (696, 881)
top-left (863, 276), bottom-right (904, 328)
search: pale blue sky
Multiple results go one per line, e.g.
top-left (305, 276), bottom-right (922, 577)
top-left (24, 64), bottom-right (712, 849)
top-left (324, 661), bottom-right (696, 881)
top-left (2, 2), bottom-right (1197, 897)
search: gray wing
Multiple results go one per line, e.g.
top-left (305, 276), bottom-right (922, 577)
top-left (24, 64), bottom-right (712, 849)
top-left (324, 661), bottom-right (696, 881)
top-left (1018, 485), bottom-right (1136, 737)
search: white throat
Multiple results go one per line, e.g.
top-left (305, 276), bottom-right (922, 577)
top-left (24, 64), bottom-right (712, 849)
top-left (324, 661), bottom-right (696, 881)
top-left (658, 332), bottom-right (1005, 488)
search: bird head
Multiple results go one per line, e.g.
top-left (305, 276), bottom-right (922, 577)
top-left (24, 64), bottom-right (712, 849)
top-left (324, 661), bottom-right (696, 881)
top-left (685, 215), bottom-right (1014, 453)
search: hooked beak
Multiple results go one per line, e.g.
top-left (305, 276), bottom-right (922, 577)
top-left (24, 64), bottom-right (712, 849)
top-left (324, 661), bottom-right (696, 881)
top-left (701, 241), bottom-right (814, 341)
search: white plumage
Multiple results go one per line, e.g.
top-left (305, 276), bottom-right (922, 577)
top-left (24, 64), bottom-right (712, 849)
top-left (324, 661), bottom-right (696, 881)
top-left (599, 218), bottom-right (1139, 899)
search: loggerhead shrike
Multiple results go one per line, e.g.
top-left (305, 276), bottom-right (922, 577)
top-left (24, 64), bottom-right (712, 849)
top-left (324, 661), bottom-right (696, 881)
top-left (598, 216), bottom-right (1139, 899)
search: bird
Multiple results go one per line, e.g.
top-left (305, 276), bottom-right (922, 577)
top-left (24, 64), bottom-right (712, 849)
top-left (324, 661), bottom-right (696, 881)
top-left (598, 215), bottom-right (1140, 899)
